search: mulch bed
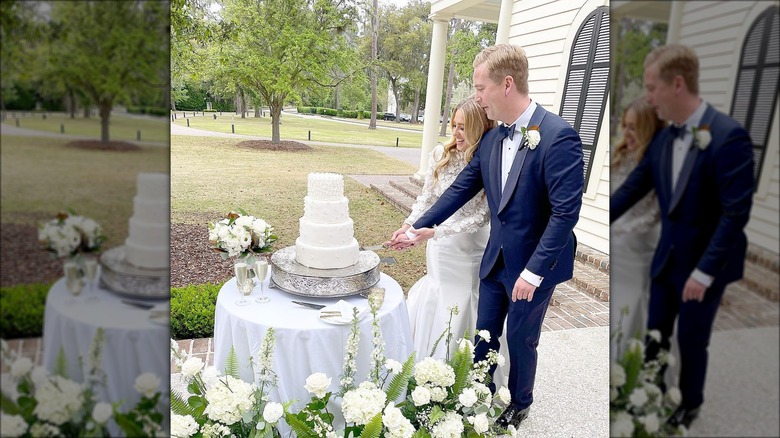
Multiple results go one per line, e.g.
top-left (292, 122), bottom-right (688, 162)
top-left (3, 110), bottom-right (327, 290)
top-left (65, 140), bottom-right (142, 151)
top-left (1, 223), bottom-right (63, 287)
top-left (235, 140), bottom-right (312, 152)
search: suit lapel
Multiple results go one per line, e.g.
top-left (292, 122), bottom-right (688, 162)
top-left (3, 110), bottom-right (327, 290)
top-left (658, 130), bottom-right (674, 204)
top-left (498, 105), bottom-right (547, 214)
top-left (489, 130), bottom-right (503, 202)
top-left (669, 104), bottom-right (716, 213)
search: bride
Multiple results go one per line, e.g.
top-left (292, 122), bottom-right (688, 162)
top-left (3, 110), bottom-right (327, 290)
top-left (391, 97), bottom-right (494, 360)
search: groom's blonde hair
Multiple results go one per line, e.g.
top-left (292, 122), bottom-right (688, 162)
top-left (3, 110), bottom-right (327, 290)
top-left (473, 44), bottom-right (529, 96)
top-left (644, 44), bottom-right (700, 95)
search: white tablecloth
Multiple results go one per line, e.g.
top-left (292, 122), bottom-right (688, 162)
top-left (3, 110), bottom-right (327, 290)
top-left (43, 278), bottom-right (169, 428)
top-left (214, 272), bottom-right (413, 421)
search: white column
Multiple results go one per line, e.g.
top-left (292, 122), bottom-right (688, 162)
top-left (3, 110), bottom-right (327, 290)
top-left (666, 1), bottom-right (684, 44)
top-left (417, 18), bottom-right (450, 178)
top-left (495, 0), bottom-right (513, 44)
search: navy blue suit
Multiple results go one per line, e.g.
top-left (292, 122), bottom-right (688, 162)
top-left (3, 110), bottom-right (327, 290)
top-left (611, 104), bottom-right (754, 409)
top-left (413, 105), bottom-right (584, 409)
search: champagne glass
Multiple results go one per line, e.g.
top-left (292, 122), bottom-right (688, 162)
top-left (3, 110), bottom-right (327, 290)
top-left (234, 262), bottom-right (250, 306)
top-left (253, 260), bottom-right (270, 303)
top-left (83, 257), bottom-right (99, 302)
top-left (63, 260), bottom-right (83, 305)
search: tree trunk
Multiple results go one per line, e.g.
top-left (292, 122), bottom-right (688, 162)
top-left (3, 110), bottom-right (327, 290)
top-left (99, 100), bottom-right (112, 143)
top-left (369, 0), bottom-right (378, 130)
top-left (270, 96), bottom-right (284, 144)
top-left (67, 89), bottom-right (77, 119)
top-left (439, 19), bottom-right (461, 137)
top-left (412, 87), bottom-right (421, 124)
top-left (391, 78), bottom-right (401, 123)
top-left (334, 83), bottom-right (340, 110)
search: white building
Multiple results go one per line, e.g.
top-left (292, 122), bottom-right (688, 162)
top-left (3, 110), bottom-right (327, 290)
top-left (418, 0), bottom-right (611, 255)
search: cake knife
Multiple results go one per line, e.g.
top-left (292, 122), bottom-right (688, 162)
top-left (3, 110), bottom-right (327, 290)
top-left (291, 300), bottom-right (326, 310)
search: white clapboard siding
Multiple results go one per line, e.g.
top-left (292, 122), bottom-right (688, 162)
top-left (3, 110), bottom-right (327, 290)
top-left (678, 1), bottom-right (780, 254)
top-left (508, 0), bottom-right (611, 254)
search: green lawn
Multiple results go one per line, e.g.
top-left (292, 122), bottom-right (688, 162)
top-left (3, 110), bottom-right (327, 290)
top-left (171, 134), bottom-right (429, 292)
top-left (2, 112), bottom-right (169, 143)
top-left (173, 112), bottom-right (451, 148)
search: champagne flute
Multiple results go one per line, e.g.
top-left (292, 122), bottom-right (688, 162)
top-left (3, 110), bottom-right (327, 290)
top-left (253, 260), bottom-right (270, 303)
top-left (63, 260), bottom-right (83, 305)
top-left (83, 257), bottom-right (99, 302)
top-left (234, 262), bottom-right (250, 306)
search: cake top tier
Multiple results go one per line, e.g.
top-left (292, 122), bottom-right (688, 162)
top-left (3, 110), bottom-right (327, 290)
top-left (136, 172), bottom-right (169, 199)
top-left (307, 173), bottom-right (344, 201)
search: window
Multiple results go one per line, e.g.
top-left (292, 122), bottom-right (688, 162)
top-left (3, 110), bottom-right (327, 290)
top-left (559, 6), bottom-right (609, 192)
top-left (730, 5), bottom-right (779, 190)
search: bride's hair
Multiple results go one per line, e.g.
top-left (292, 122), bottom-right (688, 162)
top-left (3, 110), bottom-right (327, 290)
top-left (612, 98), bottom-right (665, 168)
top-left (434, 97), bottom-right (495, 183)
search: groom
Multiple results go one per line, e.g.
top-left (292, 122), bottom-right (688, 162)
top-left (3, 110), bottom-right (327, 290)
top-left (611, 44), bottom-right (754, 429)
top-left (392, 44), bottom-right (584, 427)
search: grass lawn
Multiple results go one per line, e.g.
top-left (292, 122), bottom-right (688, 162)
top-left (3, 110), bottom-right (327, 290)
top-left (1, 134), bottom-right (169, 248)
top-left (171, 135), bottom-right (429, 292)
top-left (2, 112), bottom-right (169, 143)
top-left (173, 111), bottom-right (451, 148)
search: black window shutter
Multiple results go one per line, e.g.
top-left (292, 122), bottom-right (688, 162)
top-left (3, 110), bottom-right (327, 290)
top-left (559, 6), bottom-right (610, 192)
top-left (730, 5), bottom-right (779, 190)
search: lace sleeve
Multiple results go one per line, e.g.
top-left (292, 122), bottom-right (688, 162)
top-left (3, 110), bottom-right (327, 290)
top-left (432, 189), bottom-right (490, 239)
top-left (404, 145), bottom-right (443, 226)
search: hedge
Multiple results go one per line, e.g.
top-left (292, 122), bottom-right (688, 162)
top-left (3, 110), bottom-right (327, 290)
top-left (0, 283), bottom-right (52, 339)
top-left (126, 105), bottom-right (169, 116)
top-left (170, 282), bottom-right (223, 340)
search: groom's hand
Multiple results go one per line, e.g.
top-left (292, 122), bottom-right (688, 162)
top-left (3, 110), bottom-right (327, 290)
top-left (512, 276), bottom-right (537, 302)
top-left (682, 277), bottom-right (707, 302)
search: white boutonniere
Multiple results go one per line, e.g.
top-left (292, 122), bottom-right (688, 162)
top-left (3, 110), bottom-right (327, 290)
top-left (521, 125), bottom-right (541, 150)
top-left (692, 125), bottom-right (711, 150)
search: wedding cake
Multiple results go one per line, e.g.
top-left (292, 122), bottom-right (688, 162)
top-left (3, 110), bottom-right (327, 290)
top-left (124, 172), bottom-right (170, 269)
top-left (295, 173), bottom-right (360, 269)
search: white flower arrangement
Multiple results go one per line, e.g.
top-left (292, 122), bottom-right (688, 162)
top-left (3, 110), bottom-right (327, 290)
top-left (692, 125), bottom-right (711, 150)
top-left (520, 125), bottom-right (541, 150)
top-left (209, 209), bottom-right (277, 263)
top-left (1, 330), bottom-right (164, 437)
top-left (38, 211), bottom-right (105, 258)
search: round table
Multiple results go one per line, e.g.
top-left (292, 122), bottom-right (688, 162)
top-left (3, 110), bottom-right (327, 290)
top-left (214, 272), bottom-right (413, 423)
top-left (42, 278), bottom-right (169, 430)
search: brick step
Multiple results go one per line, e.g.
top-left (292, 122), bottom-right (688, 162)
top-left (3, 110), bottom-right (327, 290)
top-left (389, 180), bottom-right (422, 199)
top-left (563, 257), bottom-right (610, 303)
top-left (739, 259), bottom-right (779, 302)
top-left (746, 244), bottom-right (779, 273)
top-left (409, 174), bottom-right (425, 188)
top-left (370, 183), bottom-right (414, 217)
top-left (575, 244), bottom-right (609, 273)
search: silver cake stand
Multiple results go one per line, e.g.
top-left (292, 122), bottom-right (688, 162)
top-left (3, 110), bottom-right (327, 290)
top-left (99, 246), bottom-right (169, 299)
top-left (269, 246), bottom-right (381, 298)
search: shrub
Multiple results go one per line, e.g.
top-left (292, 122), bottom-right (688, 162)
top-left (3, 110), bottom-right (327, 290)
top-left (170, 282), bottom-right (223, 340)
top-left (321, 108), bottom-right (338, 116)
top-left (359, 110), bottom-right (372, 119)
top-left (0, 283), bottom-right (52, 339)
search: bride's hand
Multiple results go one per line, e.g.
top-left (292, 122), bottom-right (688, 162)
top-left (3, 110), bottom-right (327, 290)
top-left (391, 224), bottom-right (411, 243)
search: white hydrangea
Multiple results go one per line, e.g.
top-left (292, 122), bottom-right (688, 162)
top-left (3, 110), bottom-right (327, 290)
top-left (263, 402), bottom-right (284, 424)
top-left (414, 357), bottom-right (455, 388)
top-left (385, 359), bottom-right (403, 374)
top-left (29, 422), bottom-right (60, 437)
top-left (200, 422), bottom-right (232, 438)
top-left (458, 387), bottom-right (478, 408)
top-left (171, 413), bottom-right (199, 438)
top-left (610, 362), bottom-right (626, 387)
top-left (10, 357), bottom-right (33, 378)
top-left (201, 366), bottom-right (221, 387)
top-left (647, 330), bottom-right (662, 343)
top-left (382, 402), bottom-right (415, 438)
top-left (629, 387), bottom-right (648, 408)
top-left (33, 376), bottom-right (84, 425)
top-left (611, 411), bottom-right (635, 437)
top-left (430, 386), bottom-right (448, 403)
top-left (342, 381), bottom-right (387, 425)
top-left (638, 412), bottom-right (660, 434)
top-left (431, 411), bottom-right (464, 438)
top-left (412, 386), bottom-right (431, 406)
top-left (477, 330), bottom-right (491, 343)
top-left (31, 366), bottom-right (49, 386)
top-left (0, 413), bottom-right (28, 437)
top-left (203, 375), bottom-right (255, 425)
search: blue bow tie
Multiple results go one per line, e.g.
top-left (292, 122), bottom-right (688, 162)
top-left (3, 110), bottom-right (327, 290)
top-left (669, 124), bottom-right (687, 140)
top-left (499, 123), bottom-right (516, 140)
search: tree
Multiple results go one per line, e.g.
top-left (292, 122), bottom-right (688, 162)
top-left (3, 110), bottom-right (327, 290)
top-left (0, 1), bottom-right (46, 111)
top-left (46, 1), bottom-right (169, 142)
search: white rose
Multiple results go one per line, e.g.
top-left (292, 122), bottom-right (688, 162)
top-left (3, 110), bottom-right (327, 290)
top-left (477, 330), bottom-right (491, 343)
top-left (201, 366), bottom-right (220, 387)
top-left (1, 413), bottom-right (28, 437)
top-left (629, 387), bottom-right (648, 407)
top-left (497, 386), bottom-right (512, 405)
top-left (263, 402), bottom-right (284, 424)
top-left (304, 372), bottom-right (332, 398)
top-left (180, 357), bottom-right (204, 378)
top-left (457, 338), bottom-right (474, 356)
top-left (526, 129), bottom-right (541, 149)
top-left (92, 402), bottom-right (113, 424)
top-left (627, 338), bottom-right (644, 355)
top-left (10, 357), bottom-right (33, 378)
top-left (134, 372), bottom-right (161, 398)
top-left (610, 362), bottom-right (626, 387)
top-left (171, 413), bottom-right (199, 438)
top-left (639, 413), bottom-right (660, 433)
top-left (411, 386), bottom-right (431, 406)
top-left (31, 366), bottom-right (49, 386)
top-left (471, 413), bottom-right (489, 434)
top-left (458, 388), bottom-right (478, 408)
top-left (234, 215), bottom-right (253, 228)
top-left (695, 128), bottom-right (711, 150)
top-left (611, 411), bottom-right (634, 437)
top-left (385, 359), bottom-right (403, 374)
top-left (647, 329), bottom-right (662, 343)
top-left (666, 387), bottom-right (682, 405)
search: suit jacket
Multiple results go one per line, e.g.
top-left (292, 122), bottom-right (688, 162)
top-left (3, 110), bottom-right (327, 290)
top-left (610, 104), bottom-right (754, 289)
top-left (413, 105), bottom-right (584, 288)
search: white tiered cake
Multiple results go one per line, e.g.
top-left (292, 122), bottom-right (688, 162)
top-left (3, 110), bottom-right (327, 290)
top-left (124, 172), bottom-right (170, 269)
top-left (295, 173), bottom-right (360, 269)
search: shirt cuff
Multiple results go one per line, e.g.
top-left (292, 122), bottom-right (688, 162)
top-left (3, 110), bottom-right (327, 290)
top-left (405, 228), bottom-right (416, 240)
top-left (691, 269), bottom-right (714, 288)
top-left (520, 269), bottom-right (544, 288)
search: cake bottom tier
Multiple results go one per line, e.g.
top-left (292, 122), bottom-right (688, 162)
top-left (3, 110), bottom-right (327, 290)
top-left (294, 237), bottom-right (359, 269)
top-left (125, 240), bottom-right (170, 269)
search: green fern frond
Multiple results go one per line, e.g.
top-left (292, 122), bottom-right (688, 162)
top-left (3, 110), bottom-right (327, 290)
top-left (283, 413), bottom-right (319, 438)
top-left (385, 352), bottom-right (415, 401)
top-left (361, 412), bottom-right (384, 438)
top-left (170, 388), bottom-right (197, 417)
top-left (225, 345), bottom-right (240, 379)
top-left (54, 347), bottom-right (68, 378)
top-left (450, 347), bottom-right (471, 395)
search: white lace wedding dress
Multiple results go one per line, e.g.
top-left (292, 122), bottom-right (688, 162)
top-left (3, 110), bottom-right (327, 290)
top-left (405, 145), bottom-right (490, 361)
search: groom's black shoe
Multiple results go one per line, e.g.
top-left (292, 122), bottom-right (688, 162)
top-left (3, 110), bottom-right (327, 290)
top-left (496, 405), bottom-right (530, 429)
top-left (666, 405), bottom-right (700, 429)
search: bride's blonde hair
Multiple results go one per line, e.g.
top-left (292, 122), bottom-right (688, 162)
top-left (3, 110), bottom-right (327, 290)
top-left (434, 97), bottom-right (495, 182)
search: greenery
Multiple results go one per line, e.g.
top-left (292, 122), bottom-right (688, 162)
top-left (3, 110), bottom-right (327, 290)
top-left (1, 112), bottom-right (168, 143)
top-left (0, 282), bottom-right (51, 338)
top-left (170, 283), bottom-right (223, 340)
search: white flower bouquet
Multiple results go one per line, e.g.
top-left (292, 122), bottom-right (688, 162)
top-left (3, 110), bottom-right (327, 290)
top-left (38, 211), bottom-right (106, 258)
top-left (208, 209), bottom-right (277, 264)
